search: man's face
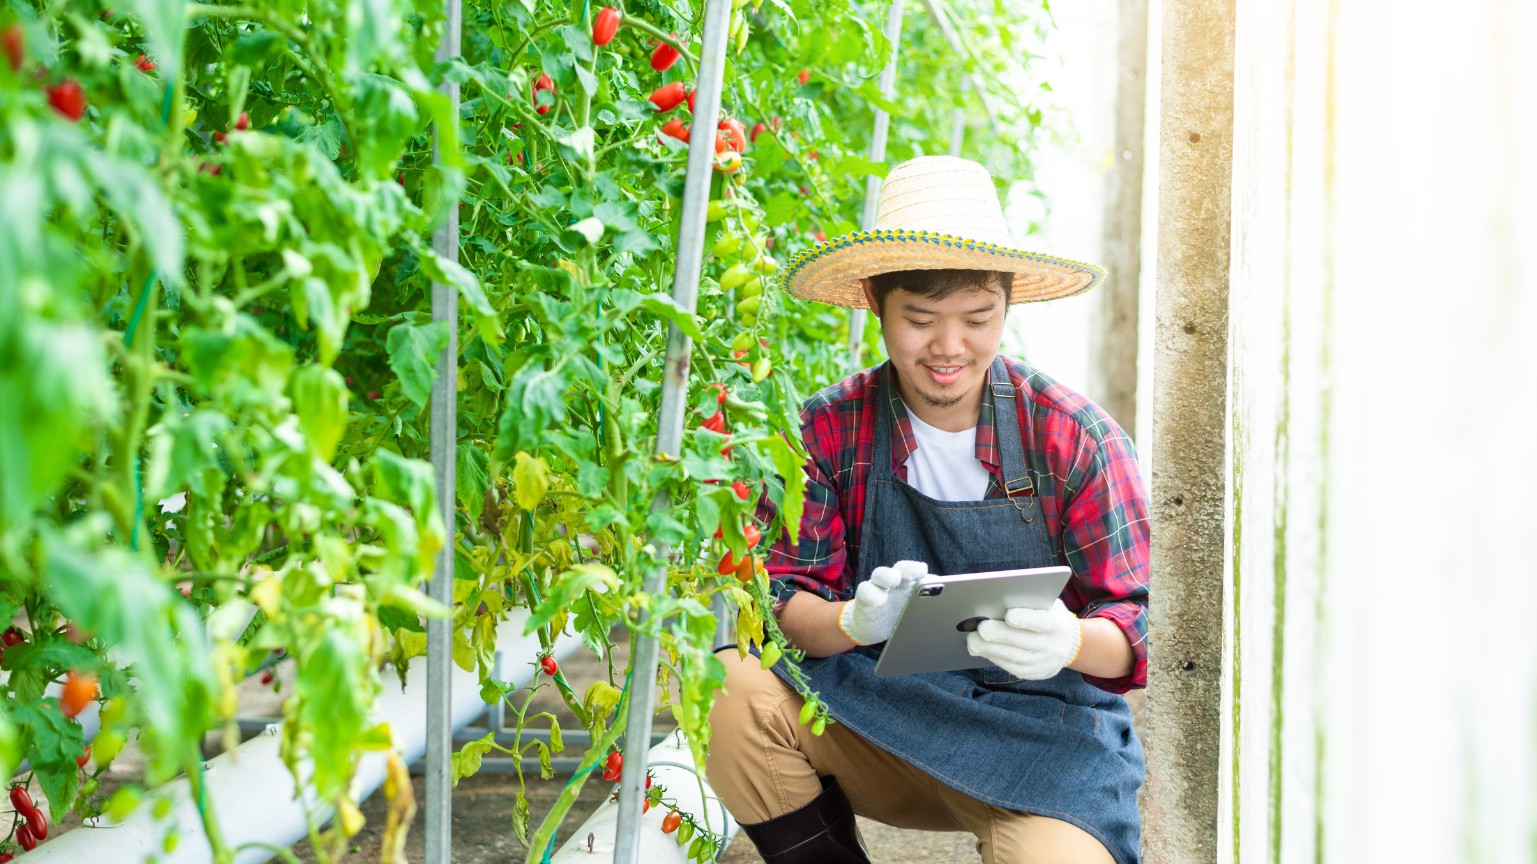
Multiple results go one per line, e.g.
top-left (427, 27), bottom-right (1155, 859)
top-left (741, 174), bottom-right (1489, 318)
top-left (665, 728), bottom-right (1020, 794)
top-left (862, 280), bottom-right (1007, 426)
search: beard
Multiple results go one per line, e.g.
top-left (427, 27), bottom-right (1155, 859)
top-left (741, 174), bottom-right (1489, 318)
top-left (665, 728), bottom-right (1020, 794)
top-left (911, 386), bottom-right (966, 410)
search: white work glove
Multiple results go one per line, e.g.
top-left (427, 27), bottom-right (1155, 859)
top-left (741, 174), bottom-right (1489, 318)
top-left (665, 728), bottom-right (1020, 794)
top-left (837, 560), bottom-right (929, 646)
top-left (965, 600), bottom-right (1083, 680)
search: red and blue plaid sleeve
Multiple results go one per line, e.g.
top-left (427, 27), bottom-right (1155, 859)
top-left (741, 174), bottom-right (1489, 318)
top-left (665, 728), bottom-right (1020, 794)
top-left (1017, 363), bottom-right (1151, 693)
top-left (756, 372), bottom-right (877, 612)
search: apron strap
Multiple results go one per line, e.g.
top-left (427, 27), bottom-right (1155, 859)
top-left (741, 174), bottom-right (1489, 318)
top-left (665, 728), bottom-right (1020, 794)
top-left (988, 357), bottom-right (1034, 501)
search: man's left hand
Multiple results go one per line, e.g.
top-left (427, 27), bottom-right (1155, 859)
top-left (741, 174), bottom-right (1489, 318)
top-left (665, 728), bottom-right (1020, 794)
top-left (965, 600), bottom-right (1083, 680)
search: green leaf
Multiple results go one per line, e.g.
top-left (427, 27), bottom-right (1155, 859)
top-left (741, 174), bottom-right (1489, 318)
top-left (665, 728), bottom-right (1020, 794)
top-left (457, 444), bottom-right (489, 520)
top-left (42, 529), bottom-right (215, 785)
top-left (556, 126), bottom-right (596, 164)
top-left (566, 216), bottom-right (605, 246)
top-left (290, 366), bottom-right (349, 463)
top-left (767, 434), bottom-right (808, 547)
top-left (385, 321), bottom-right (451, 408)
top-left (9, 702), bottom-right (83, 814)
top-left (144, 409), bottom-right (229, 501)
top-left (83, 152), bottom-right (184, 288)
top-left (299, 626), bottom-right (369, 799)
top-left (638, 295), bottom-right (705, 342)
top-left (225, 30), bottom-right (286, 67)
top-left (452, 731), bottom-right (494, 785)
top-left (525, 564), bottom-right (618, 635)
top-left (419, 253), bottom-right (503, 346)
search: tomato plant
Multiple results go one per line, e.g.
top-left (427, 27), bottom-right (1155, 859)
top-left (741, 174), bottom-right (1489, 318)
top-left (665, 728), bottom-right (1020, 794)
top-left (0, 0), bottom-right (1057, 860)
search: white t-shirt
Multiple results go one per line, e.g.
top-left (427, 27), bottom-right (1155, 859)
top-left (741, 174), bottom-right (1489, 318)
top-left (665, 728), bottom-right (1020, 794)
top-left (901, 402), bottom-right (991, 502)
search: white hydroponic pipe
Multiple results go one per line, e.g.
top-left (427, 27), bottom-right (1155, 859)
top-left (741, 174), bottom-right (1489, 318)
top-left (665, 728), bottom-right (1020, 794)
top-left (550, 728), bottom-right (740, 863)
top-left (27, 612), bottom-right (582, 864)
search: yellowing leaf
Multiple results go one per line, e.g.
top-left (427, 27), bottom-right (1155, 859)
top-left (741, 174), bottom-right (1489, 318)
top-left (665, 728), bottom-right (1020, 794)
top-left (513, 452), bottom-right (549, 511)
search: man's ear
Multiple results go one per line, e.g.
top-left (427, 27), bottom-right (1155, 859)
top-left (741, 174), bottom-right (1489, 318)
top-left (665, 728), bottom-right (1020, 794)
top-left (859, 277), bottom-right (879, 317)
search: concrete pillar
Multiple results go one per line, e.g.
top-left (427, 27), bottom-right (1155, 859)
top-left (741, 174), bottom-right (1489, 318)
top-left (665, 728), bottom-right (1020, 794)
top-left (1143, 0), bottom-right (1235, 861)
top-left (1089, 0), bottom-right (1149, 436)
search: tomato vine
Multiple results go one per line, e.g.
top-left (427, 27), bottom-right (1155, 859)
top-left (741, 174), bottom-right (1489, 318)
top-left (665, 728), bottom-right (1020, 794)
top-left (0, 0), bottom-right (1055, 859)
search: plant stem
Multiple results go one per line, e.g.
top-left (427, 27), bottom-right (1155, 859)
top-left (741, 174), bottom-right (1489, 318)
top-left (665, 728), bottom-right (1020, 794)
top-left (522, 708), bottom-right (628, 864)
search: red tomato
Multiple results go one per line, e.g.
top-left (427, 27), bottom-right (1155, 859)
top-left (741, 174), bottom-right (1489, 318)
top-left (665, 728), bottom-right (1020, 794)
top-left (531, 72), bottom-right (555, 115)
top-left (709, 382), bottom-right (728, 405)
top-left (60, 670), bottom-right (99, 718)
top-left (540, 655), bottom-right (559, 676)
top-left (1, 628), bottom-right (23, 647)
top-left (648, 82), bottom-right (688, 112)
top-left (606, 750), bottom-right (623, 773)
top-left (797, 69), bottom-right (810, 85)
top-left (701, 410), bottom-right (726, 434)
top-left (24, 804), bottom-right (45, 840)
top-left (749, 121), bottom-right (767, 143)
top-left (743, 524), bottom-right (762, 548)
top-left (731, 480), bottom-right (751, 501)
top-left (15, 825), bottom-right (35, 851)
top-left (718, 118), bottom-right (747, 153)
top-left (662, 811), bottom-right (682, 833)
top-left (9, 786), bottom-right (33, 814)
top-left (134, 53), bottom-right (155, 73)
top-left (650, 38), bottom-right (681, 71)
top-left (77, 745), bottom-right (92, 768)
top-left (813, 230), bottom-right (827, 243)
top-left (592, 7), bottom-right (621, 46)
top-left (716, 550), bottom-right (739, 576)
top-left (3, 25), bottom-right (22, 73)
top-left (659, 117), bottom-right (689, 142)
top-left (47, 79), bottom-right (86, 121)
top-left (235, 111), bottom-right (250, 131)
top-left (686, 89), bottom-right (695, 113)
top-left (735, 554), bottom-right (755, 582)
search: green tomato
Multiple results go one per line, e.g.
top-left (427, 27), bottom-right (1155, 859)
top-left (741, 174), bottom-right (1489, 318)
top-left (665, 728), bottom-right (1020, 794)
top-left (798, 701), bottom-right (817, 725)
top-left (740, 313), bottom-right (757, 327)
top-left (720, 263), bottom-right (753, 291)
top-left (759, 642), bottom-right (782, 668)
top-left (731, 332), bottom-right (755, 353)
top-left (736, 295), bottom-right (762, 317)
top-left (712, 233), bottom-right (742, 256)
top-left (706, 200), bottom-right (727, 222)
top-left (812, 715), bottom-right (827, 736)
top-left (752, 254), bottom-right (778, 274)
top-left (740, 276), bottom-right (763, 298)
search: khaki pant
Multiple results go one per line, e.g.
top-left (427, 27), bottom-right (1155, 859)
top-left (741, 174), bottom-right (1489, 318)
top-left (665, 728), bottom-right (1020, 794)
top-left (705, 649), bottom-right (1116, 864)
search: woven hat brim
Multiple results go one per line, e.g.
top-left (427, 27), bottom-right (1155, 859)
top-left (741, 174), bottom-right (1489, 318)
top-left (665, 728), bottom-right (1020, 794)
top-left (782, 229), bottom-right (1106, 309)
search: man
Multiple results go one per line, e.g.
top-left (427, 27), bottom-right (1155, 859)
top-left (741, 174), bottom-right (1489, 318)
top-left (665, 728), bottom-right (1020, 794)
top-left (706, 156), bottom-right (1149, 864)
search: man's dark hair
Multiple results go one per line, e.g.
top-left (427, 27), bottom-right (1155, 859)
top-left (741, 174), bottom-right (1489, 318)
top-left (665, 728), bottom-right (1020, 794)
top-left (866, 269), bottom-right (1012, 315)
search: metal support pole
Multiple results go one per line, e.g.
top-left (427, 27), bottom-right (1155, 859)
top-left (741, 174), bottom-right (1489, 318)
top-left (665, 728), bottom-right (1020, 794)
top-left (425, 1), bottom-right (462, 861)
top-left (612, 0), bottom-right (733, 860)
top-left (846, 0), bottom-right (906, 369)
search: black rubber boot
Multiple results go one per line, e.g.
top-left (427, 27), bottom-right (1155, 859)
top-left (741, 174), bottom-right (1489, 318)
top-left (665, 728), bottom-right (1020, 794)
top-left (738, 776), bottom-right (872, 863)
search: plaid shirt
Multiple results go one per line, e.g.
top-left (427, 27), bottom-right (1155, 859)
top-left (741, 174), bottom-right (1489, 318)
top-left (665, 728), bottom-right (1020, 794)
top-left (758, 356), bottom-right (1150, 693)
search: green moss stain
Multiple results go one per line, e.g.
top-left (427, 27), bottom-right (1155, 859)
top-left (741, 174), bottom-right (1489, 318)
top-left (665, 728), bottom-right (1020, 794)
top-left (1269, 302), bottom-right (1292, 864)
top-left (1231, 410), bottom-right (1245, 864)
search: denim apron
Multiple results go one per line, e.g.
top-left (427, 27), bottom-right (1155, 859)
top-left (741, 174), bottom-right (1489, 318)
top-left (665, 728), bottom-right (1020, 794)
top-left (773, 358), bottom-right (1144, 864)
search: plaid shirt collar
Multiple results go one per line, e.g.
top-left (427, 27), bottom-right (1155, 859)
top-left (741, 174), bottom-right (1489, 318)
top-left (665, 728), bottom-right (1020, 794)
top-left (881, 359), bottom-right (1004, 476)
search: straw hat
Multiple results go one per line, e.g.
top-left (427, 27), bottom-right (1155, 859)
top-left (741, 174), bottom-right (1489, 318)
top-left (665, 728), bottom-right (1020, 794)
top-left (781, 155), bottom-right (1105, 309)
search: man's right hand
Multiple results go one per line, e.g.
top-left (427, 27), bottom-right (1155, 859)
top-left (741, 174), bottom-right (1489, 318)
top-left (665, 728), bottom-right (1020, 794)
top-left (836, 560), bottom-right (929, 646)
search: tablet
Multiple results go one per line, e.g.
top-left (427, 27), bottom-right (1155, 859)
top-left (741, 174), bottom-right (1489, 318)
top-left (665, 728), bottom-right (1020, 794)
top-left (872, 565), bottom-right (1073, 678)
